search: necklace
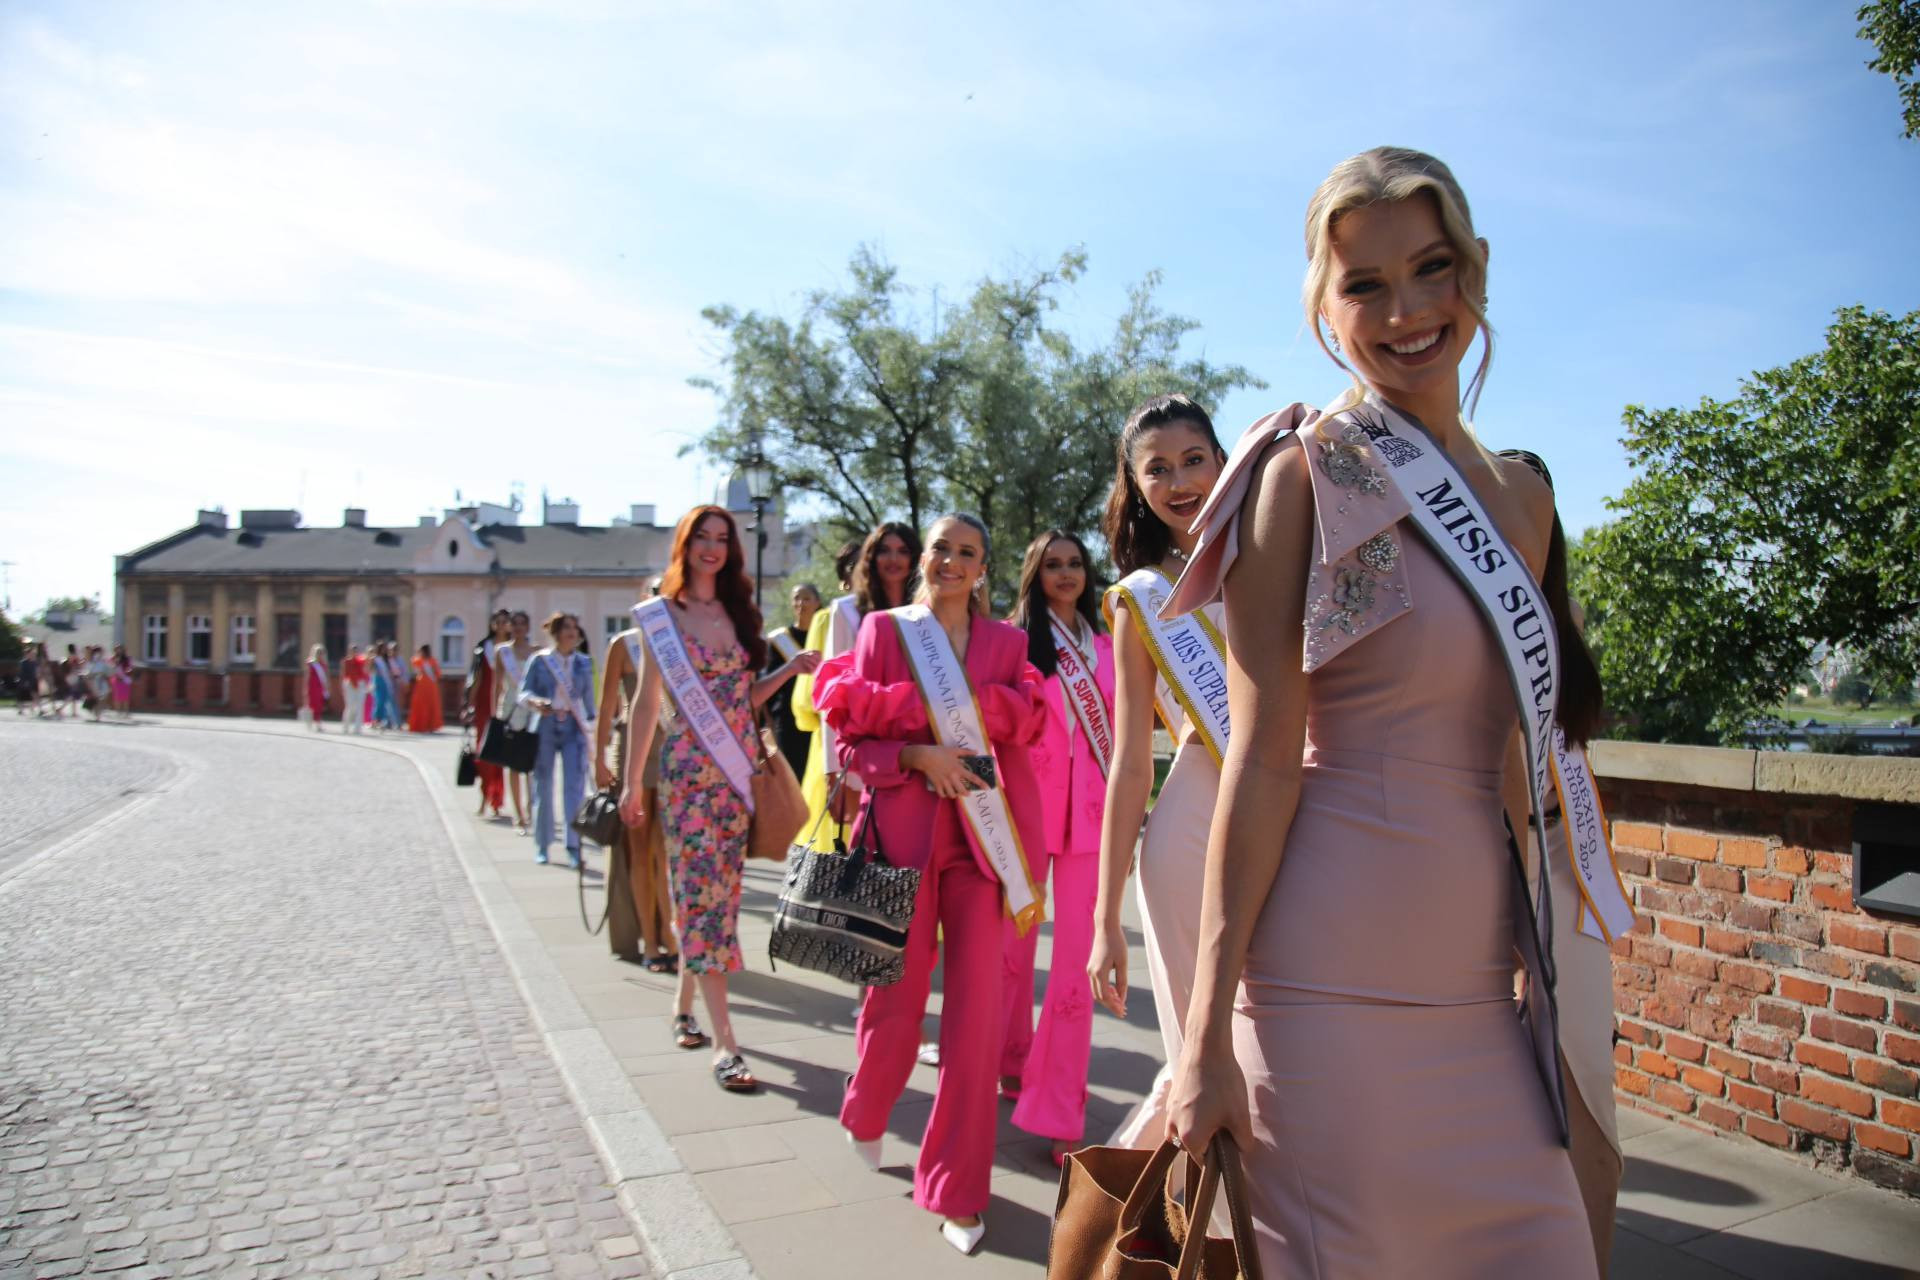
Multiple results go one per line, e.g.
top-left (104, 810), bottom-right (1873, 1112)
top-left (1166, 544), bottom-right (1190, 567)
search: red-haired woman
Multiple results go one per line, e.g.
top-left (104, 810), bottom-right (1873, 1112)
top-left (619, 506), bottom-right (819, 1092)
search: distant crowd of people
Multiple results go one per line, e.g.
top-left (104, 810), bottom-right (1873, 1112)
top-left (13, 642), bottom-right (134, 721)
top-left (300, 641), bottom-right (447, 736)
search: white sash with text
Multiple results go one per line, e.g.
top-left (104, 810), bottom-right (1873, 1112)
top-left (1107, 568), bottom-right (1230, 766)
top-left (633, 598), bottom-right (757, 811)
top-left (1050, 615), bottom-right (1114, 777)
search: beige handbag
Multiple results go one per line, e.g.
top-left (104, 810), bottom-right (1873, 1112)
top-left (747, 713), bottom-right (808, 861)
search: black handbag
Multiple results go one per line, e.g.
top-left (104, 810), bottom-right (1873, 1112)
top-left (769, 796), bottom-right (922, 989)
top-left (571, 787), bottom-right (623, 847)
top-left (477, 716), bottom-right (538, 773)
top-left (456, 733), bottom-right (479, 787)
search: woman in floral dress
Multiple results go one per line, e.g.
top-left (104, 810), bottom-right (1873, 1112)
top-left (619, 505), bottom-right (819, 1092)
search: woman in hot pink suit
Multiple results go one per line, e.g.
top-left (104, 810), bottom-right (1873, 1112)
top-left (815, 513), bottom-right (1050, 1256)
top-left (998, 531), bottom-right (1114, 1164)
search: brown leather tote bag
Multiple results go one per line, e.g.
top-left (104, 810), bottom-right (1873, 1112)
top-left (747, 712), bottom-right (809, 861)
top-left (1047, 1137), bottom-right (1263, 1280)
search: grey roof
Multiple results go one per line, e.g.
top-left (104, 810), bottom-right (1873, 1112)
top-left (122, 522), bottom-right (670, 578)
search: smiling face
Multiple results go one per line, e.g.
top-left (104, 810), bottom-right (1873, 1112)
top-left (1039, 537), bottom-right (1086, 614)
top-left (920, 518), bottom-right (987, 605)
top-left (687, 513), bottom-right (732, 581)
top-left (1321, 193), bottom-right (1475, 407)
top-left (549, 615), bottom-right (580, 653)
top-left (1131, 422), bottom-right (1223, 536)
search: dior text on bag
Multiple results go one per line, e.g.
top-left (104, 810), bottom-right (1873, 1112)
top-left (768, 791), bottom-right (920, 989)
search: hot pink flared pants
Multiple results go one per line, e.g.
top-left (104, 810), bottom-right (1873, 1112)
top-left (1000, 848), bottom-right (1100, 1141)
top-left (840, 815), bottom-right (1004, 1218)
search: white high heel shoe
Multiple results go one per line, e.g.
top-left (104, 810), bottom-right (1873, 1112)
top-left (846, 1131), bottom-right (883, 1172)
top-left (940, 1217), bottom-right (987, 1256)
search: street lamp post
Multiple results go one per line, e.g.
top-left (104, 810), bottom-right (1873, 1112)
top-left (741, 445), bottom-right (775, 612)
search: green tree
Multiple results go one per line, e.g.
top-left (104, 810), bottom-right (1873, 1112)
top-left (24, 594), bottom-right (102, 621)
top-left (1572, 307), bottom-right (1920, 743)
top-left (694, 247), bottom-right (1260, 602)
top-left (0, 610), bottom-right (24, 663)
top-left (1860, 0), bottom-right (1920, 138)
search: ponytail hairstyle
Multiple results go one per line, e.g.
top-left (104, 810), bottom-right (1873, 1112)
top-left (852, 521), bottom-right (921, 615)
top-left (1498, 450), bottom-right (1603, 744)
top-left (660, 504), bottom-right (768, 669)
top-left (1008, 530), bottom-right (1104, 677)
top-left (913, 512), bottom-right (993, 617)
top-left (1101, 393), bottom-right (1226, 575)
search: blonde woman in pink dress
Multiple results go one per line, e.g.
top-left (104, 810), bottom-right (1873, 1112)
top-left (1164, 147), bottom-right (1597, 1278)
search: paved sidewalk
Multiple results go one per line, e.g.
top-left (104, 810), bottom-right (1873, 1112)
top-left (9, 713), bottom-right (1915, 1279)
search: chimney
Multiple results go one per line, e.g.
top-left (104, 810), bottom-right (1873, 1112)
top-left (630, 504), bottom-right (656, 526)
top-left (544, 497), bottom-right (580, 526)
top-left (343, 508), bottom-right (367, 528)
top-left (418, 516), bottom-right (437, 527)
top-left (197, 508), bottom-right (228, 530)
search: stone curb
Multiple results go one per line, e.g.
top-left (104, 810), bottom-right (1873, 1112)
top-left (113, 716), bottom-right (757, 1280)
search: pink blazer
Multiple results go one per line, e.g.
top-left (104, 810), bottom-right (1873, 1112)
top-left (814, 610), bottom-right (1050, 884)
top-left (1030, 629), bottom-right (1114, 859)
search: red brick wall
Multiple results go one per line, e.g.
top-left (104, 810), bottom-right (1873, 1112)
top-left (1603, 776), bottom-right (1920, 1197)
top-left (126, 669), bottom-right (462, 723)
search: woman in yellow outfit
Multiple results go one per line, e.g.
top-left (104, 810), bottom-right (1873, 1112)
top-left (792, 526), bottom-right (918, 851)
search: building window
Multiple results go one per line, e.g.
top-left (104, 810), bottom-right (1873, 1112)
top-left (187, 615), bottom-right (213, 664)
top-left (372, 612), bottom-right (397, 645)
top-left (439, 616), bottom-right (466, 666)
top-left (605, 615), bottom-right (626, 643)
top-left (231, 614), bottom-right (256, 663)
top-left (142, 614), bottom-right (168, 664)
top-left (273, 614), bottom-right (301, 668)
top-left (323, 614), bottom-right (348, 662)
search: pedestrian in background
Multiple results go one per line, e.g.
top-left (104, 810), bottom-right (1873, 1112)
top-left (370, 640), bottom-right (398, 732)
top-left (340, 646), bottom-right (371, 734)
top-left (464, 610), bottom-right (511, 819)
top-left (16, 643), bottom-right (40, 716)
top-left (495, 612), bottom-right (537, 834)
top-left (763, 581), bottom-right (820, 776)
top-left (303, 645), bottom-right (329, 730)
top-left (84, 646), bottom-right (111, 722)
top-left (385, 643), bottom-right (411, 731)
top-left (109, 644), bottom-right (133, 720)
top-left (520, 613), bottom-right (594, 867)
top-left (597, 579), bottom-right (677, 971)
top-left (408, 643), bottom-right (444, 733)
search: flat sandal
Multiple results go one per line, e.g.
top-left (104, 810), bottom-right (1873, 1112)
top-left (713, 1054), bottom-right (758, 1093)
top-left (673, 1014), bottom-right (709, 1050)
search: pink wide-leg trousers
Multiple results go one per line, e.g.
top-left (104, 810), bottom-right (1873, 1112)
top-left (999, 848), bottom-right (1100, 1141)
top-left (840, 815), bottom-right (1004, 1218)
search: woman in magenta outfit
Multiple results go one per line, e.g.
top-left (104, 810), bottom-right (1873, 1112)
top-left (814, 513), bottom-right (1051, 1257)
top-left (998, 531), bottom-right (1113, 1166)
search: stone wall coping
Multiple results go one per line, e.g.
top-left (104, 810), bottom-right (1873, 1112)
top-left (1589, 739), bottom-right (1920, 804)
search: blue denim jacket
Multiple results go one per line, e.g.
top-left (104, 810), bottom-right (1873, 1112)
top-left (518, 649), bottom-right (596, 725)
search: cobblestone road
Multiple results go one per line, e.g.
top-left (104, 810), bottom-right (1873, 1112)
top-left (0, 721), bottom-right (646, 1279)
top-left (0, 724), bottom-right (171, 880)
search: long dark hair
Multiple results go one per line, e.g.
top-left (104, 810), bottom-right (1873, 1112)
top-left (832, 539), bottom-right (862, 592)
top-left (852, 521), bottom-right (920, 616)
top-left (1499, 450), bottom-right (1603, 744)
top-left (660, 505), bottom-right (768, 668)
top-left (1008, 530), bottom-right (1104, 677)
top-left (1101, 393), bottom-right (1226, 575)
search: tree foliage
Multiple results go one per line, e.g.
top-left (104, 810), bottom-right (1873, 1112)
top-left (693, 247), bottom-right (1261, 602)
top-left (1572, 307), bottom-right (1920, 743)
top-left (0, 611), bottom-right (24, 663)
top-left (1860, 0), bottom-right (1920, 138)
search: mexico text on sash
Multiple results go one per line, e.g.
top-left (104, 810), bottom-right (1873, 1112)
top-left (1552, 727), bottom-right (1637, 942)
top-left (633, 597), bottom-right (757, 810)
top-left (1050, 615), bottom-right (1114, 777)
top-left (892, 606), bottom-right (1045, 934)
top-left (1105, 568), bottom-right (1231, 766)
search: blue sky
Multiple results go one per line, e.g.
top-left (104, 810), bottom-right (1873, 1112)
top-left (3, 0), bottom-right (1915, 615)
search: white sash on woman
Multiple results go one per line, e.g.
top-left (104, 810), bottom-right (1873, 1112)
top-left (541, 651), bottom-right (586, 721)
top-left (1049, 615), bottom-right (1114, 777)
top-left (1552, 729), bottom-right (1637, 942)
top-left (308, 660), bottom-right (328, 686)
top-left (1105, 568), bottom-right (1230, 766)
top-left (892, 605), bottom-right (1045, 934)
top-left (633, 597), bottom-right (757, 811)
top-left (767, 628), bottom-right (800, 663)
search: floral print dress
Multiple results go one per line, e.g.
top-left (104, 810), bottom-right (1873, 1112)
top-left (661, 632), bottom-right (755, 975)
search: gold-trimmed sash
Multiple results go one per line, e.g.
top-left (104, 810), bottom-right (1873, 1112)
top-left (1105, 567), bottom-right (1230, 766)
